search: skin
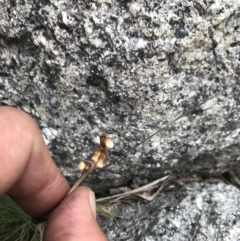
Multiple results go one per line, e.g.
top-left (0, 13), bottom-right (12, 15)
top-left (0, 106), bottom-right (107, 241)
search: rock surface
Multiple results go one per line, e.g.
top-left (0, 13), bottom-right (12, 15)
top-left (99, 182), bottom-right (240, 241)
top-left (0, 0), bottom-right (239, 191)
top-left (0, 0), bottom-right (240, 239)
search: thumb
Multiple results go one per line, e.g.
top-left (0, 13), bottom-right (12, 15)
top-left (43, 186), bottom-right (108, 241)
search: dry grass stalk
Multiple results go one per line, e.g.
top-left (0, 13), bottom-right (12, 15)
top-left (96, 174), bottom-right (170, 204)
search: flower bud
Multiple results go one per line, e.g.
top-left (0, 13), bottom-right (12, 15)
top-left (78, 160), bottom-right (91, 171)
top-left (100, 133), bottom-right (114, 149)
top-left (78, 161), bottom-right (86, 170)
top-left (104, 138), bottom-right (114, 149)
top-left (95, 150), bottom-right (107, 168)
top-left (91, 149), bottom-right (102, 163)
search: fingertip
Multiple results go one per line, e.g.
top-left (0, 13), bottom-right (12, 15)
top-left (0, 106), bottom-right (70, 217)
top-left (0, 106), bottom-right (36, 193)
top-left (73, 186), bottom-right (96, 216)
top-left (89, 190), bottom-right (97, 218)
top-left (44, 186), bottom-right (107, 241)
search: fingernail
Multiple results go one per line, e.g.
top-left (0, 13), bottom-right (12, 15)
top-left (89, 191), bottom-right (96, 218)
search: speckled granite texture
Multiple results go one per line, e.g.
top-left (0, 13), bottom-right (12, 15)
top-left (0, 0), bottom-right (239, 190)
top-left (99, 182), bottom-right (240, 241)
top-left (0, 0), bottom-right (240, 239)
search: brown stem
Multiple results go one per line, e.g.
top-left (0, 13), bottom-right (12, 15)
top-left (68, 162), bottom-right (96, 194)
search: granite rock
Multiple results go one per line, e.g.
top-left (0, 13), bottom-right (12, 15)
top-left (99, 182), bottom-right (240, 241)
top-left (0, 0), bottom-right (240, 238)
top-left (0, 0), bottom-right (239, 192)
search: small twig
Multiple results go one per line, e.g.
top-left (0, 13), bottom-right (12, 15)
top-left (96, 174), bottom-right (170, 203)
top-left (68, 162), bottom-right (96, 194)
top-left (136, 177), bottom-right (170, 201)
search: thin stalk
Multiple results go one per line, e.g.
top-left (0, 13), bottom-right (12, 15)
top-left (96, 174), bottom-right (170, 203)
top-left (68, 162), bottom-right (96, 194)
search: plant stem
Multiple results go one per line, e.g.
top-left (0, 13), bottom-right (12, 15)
top-left (68, 162), bottom-right (96, 194)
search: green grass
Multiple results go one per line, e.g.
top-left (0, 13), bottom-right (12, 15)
top-left (0, 195), bottom-right (114, 241)
top-left (0, 195), bottom-right (44, 241)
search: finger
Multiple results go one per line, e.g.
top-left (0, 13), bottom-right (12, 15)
top-left (44, 186), bottom-right (108, 241)
top-left (0, 106), bottom-right (69, 217)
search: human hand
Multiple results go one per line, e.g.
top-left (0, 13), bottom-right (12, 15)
top-left (0, 106), bottom-right (107, 241)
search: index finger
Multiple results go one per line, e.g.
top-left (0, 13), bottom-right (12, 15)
top-left (0, 106), bottom-right (70, 218)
